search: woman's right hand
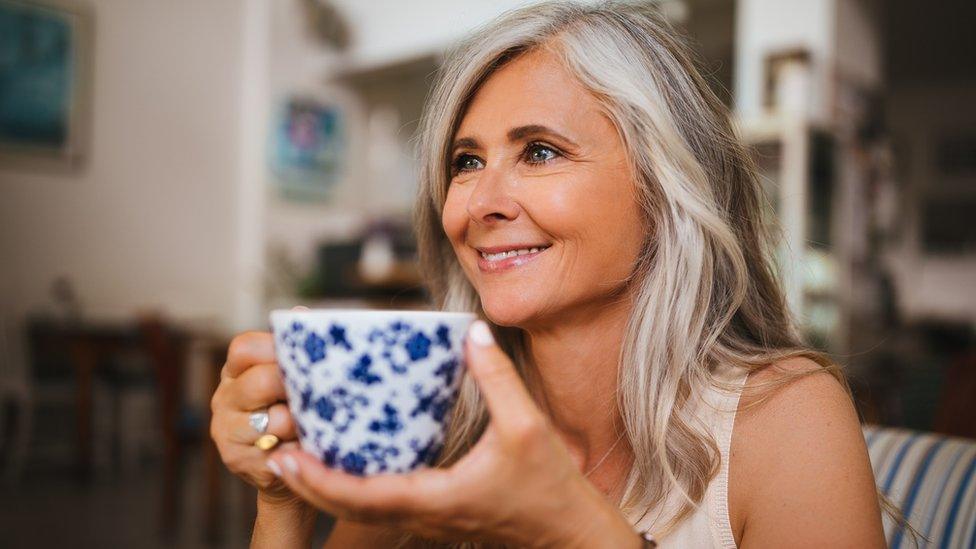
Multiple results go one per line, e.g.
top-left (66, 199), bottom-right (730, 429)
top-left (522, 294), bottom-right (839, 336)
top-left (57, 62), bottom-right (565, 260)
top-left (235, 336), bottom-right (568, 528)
top-left (210, 331), bottom-right (301, 505)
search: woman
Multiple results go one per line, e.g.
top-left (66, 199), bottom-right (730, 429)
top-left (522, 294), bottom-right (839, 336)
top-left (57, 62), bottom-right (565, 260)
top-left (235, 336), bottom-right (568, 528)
top-left (210, 2), bottom-right (890, 547)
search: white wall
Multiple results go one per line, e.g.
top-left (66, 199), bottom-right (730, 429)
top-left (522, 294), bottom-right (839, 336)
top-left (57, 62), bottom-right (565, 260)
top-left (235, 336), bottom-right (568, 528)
top-left (260, 0), bottom-right (365, 291)
top-left (333, 0), bottom-right (541, 68)
top-left (0, 0), bottom-right (246, 334)
top-left (0, 0), bottom-right (566, 342)
top-left (257, 0), bottom-right (566, 312)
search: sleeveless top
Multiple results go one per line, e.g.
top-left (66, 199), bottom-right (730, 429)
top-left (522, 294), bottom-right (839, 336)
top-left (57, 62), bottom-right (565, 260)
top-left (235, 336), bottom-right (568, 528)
top-left (626, 362), bottom-right (751, 548)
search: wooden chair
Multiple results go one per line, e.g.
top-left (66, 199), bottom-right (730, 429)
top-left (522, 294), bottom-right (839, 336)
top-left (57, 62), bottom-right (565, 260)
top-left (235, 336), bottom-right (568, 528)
top-left (134, 314), bottom-right (189, 538)
top-left (0, 315), bottom-right (31, 483)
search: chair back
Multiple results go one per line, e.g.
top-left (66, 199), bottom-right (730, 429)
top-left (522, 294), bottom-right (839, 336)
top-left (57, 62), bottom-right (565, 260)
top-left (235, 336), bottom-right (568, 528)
top-left (864, 425), bottom-right (976, 547)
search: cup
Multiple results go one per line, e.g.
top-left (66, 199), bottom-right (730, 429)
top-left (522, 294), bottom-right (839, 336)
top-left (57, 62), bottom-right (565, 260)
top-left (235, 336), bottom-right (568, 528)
top-left (270, 309), bottom-right (475, 476)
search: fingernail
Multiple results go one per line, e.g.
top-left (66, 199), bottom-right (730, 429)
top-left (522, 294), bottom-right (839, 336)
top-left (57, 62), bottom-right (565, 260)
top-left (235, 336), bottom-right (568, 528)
top-left (266, 459), bottom-right (282, 477)
top-left (292, 305), bottom-right (309, 311)
top-left (468, 320), bottom-right (494, 346)
top-left (282, 454), bottom-right (299, 474)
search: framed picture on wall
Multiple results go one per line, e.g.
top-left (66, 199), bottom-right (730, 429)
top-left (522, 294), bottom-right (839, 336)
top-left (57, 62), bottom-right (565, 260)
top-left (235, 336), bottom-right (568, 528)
top-left (269, 96), bottom-right (345, 201)
top-left (0, 0), bottom-right (93, 170)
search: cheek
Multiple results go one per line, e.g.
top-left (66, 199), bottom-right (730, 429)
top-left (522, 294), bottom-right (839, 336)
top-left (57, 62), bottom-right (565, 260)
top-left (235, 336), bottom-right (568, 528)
top-left (604, 198), bottom-right (646, 275)
top-left (523, 175), bottom-right (643, 268)
top-left (441, 186), bottom-right (468, 246)
top-left (518, 183), bottom-right (578, 237)
top-left (521, 178), bottom-right (630, 244)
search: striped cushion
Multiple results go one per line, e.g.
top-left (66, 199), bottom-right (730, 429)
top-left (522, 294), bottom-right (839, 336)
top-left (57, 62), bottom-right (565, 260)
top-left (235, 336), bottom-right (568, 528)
top-left (864, 425), bottom-right (976, 548)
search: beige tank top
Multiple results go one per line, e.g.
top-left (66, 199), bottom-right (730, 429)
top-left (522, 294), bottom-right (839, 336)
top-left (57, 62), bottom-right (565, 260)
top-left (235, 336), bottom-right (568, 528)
top-left (626, 362), bottom-right (750, 548)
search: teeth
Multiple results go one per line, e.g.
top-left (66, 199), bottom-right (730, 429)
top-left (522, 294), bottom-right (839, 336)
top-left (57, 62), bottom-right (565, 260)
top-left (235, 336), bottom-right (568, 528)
top-left (480, 246), bottom-right (549, 261)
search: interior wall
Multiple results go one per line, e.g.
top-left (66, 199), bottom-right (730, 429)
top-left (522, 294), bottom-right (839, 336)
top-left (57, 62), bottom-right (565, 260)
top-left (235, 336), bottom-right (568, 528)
top-left (0, 0), bottom-right (246, 338)
top-left (258, 0), bottom-right (549, 312)
top-left (260, 0), bottom-right (365, 306)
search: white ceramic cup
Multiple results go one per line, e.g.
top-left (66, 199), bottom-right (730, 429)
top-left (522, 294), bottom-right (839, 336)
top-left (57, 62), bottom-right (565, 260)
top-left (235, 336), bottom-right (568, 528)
top-left (270, 309), bottom-right (475, 475)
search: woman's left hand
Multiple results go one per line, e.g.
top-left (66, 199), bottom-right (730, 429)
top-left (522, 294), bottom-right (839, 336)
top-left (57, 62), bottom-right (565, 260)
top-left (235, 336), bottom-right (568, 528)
top-left (266, 320), bottom-right (638, 548)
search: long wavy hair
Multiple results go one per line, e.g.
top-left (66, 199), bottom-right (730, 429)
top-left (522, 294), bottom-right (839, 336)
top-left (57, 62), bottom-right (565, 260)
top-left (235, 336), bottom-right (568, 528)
top-left (403, 1), bottom-right (906, 547)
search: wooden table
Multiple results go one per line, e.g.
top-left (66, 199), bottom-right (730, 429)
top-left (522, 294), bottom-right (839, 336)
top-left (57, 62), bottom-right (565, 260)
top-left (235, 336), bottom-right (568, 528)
top-left (28, 316), bottom-right (190, 536)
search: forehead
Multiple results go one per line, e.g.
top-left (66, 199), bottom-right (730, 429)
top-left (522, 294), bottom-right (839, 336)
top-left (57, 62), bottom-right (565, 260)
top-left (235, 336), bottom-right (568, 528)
top-left (455, 47), bottom-right (605, 136)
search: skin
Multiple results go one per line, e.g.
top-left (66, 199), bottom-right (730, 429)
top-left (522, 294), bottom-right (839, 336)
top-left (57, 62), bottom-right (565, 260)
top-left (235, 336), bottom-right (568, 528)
top-left (729, 359), bottom-right (887, 547)
top-left (210, 47), bottom-right (885, 548)
top-left (440, 46), bottom-right (645, 494)
top-left (209, 328), bottom-right (317, 547)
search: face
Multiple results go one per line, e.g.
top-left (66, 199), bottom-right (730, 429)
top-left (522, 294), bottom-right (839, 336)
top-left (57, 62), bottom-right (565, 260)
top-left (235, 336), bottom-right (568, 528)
top-left (441, 47), bottom-right (646, 328)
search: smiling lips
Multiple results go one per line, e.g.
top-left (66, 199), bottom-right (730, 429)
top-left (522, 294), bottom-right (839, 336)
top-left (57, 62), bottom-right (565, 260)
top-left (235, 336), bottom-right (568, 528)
top-left (474, 244), bottom-right (551, 273)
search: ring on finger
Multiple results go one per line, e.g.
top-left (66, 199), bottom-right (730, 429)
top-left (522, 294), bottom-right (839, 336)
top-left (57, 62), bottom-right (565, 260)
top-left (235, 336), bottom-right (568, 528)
top-left (249, 408), bottom-right (270, 435)
top-left (254, 433), bottom-right (280, 451)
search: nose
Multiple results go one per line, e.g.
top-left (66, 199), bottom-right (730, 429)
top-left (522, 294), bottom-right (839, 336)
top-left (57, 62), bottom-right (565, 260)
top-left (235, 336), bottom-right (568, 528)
top-left (466, 166), bottom-right (520, 226)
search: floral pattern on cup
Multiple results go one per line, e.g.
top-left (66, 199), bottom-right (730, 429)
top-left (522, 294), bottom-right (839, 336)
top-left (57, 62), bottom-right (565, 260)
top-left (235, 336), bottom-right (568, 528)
top-left (271, 311), bottom-right (473, 476)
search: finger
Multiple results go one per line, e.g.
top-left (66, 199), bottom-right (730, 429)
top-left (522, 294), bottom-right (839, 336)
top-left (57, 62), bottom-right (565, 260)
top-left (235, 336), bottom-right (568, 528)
top-left (224, 332), bottom-right (275, 379)
top-left (229, 401), bottom-right (297, 444)
top-left (270, 452), bottom-right (353, 518)
top-left (267, 402), bottom-right (297, 440)
top-left (229, 362), bottom-right (287, 410)
top-left (269, 449), bottom-right (454, 520)
top-left (254, 440), bottom-right (300, 476)
top-left (251, 441), bottom-right (301, 490)
top-left (464, 321), bottom-right (540, 426)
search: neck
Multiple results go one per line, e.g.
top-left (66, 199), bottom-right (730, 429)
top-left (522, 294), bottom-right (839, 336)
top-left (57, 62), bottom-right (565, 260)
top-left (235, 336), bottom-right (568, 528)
top-left (521, 295), bottom-right (635, 481)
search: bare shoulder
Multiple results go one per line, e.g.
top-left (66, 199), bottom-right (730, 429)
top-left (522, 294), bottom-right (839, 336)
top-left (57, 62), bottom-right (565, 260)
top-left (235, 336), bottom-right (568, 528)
top-left (737, 355), bottom-right (855, 425)
top-left (727, 357), bottom-right (885, 548)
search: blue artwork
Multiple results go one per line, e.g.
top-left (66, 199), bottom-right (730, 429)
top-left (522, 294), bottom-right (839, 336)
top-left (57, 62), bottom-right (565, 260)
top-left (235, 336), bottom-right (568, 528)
top-left (269, 98), bottom-right (344, 201)
top-left (0, 1), bottom-right (78, 152)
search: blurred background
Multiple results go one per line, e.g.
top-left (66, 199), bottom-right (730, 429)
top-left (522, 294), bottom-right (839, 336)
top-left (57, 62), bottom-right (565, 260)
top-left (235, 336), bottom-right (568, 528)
top-left (0, 0), bottom-right (973, 547)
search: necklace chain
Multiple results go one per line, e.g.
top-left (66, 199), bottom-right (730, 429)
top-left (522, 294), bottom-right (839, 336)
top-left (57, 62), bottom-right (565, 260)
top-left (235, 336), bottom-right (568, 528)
top-left (582, 431), bottom-right (625, 477)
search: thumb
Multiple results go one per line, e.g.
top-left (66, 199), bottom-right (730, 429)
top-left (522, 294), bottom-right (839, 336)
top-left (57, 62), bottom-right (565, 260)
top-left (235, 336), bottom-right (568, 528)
top-left (465, 320), bottom-right (538, 425)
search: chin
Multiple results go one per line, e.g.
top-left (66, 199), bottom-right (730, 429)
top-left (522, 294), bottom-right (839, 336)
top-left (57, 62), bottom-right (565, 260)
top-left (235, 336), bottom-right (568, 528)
top-left (477, 289), bottom-right (549, 328)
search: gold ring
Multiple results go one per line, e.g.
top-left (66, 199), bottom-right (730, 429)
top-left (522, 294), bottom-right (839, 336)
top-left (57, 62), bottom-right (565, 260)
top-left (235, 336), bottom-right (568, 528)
top-left (254, 434), bottom-right (280, 451)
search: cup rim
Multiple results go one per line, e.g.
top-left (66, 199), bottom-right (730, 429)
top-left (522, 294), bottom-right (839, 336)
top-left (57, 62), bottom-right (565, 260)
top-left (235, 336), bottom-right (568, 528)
top-left (270, 308), bottom-right (477, 321)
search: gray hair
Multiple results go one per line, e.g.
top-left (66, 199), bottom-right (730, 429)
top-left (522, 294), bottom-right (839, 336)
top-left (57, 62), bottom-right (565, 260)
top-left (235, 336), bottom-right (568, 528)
top-left (408, 1), bottom-right (873, 546)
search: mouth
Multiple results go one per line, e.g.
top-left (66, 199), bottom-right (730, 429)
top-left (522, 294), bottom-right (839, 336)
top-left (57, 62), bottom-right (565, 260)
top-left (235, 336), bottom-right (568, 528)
top-left (473, 243), bottom-right (552, 273)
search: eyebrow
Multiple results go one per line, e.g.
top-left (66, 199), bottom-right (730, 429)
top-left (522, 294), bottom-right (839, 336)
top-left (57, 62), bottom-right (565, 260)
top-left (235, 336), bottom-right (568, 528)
top-left (450, 124), bottom-right (579, 153)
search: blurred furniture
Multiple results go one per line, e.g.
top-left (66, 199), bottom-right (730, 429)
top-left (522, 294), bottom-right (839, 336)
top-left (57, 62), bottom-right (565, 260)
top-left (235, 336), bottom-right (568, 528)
top-left (20, 317), bottom-right (81, 471)
top-left (134, 315), bottom-right (191, 537)
top-left (25, 316), bottom-right (143, 475)
top-left (851, 320), bottom-right (976, 438)
top-left (0, 315), bottom-right (30, 483)
top-left (741, 117), bottom-right (842, 351)
top-left (930, 326), bottom-right (976, 440)
top-left (305, 237), bottom-right (425, 303)
top-left (864, 425), bottom-right (976, 548)
top-left (24, 315), bottom-right (192, 536)
top-left (201, 336), bottom-right (229, 543)
top-left (92, 324), bottom-right (157, 473)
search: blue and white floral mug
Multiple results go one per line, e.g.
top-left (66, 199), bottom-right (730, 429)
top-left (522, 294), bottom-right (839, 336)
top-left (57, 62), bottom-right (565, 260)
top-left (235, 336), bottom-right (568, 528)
top-left (270, 309), bottom-right (475, 476)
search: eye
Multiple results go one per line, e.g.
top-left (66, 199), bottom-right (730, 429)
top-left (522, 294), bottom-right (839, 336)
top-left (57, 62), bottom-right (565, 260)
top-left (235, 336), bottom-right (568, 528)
top-left (524, 142), bottom-right (559, 165)
top-left (451, 153), bottom-right (483, 175)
